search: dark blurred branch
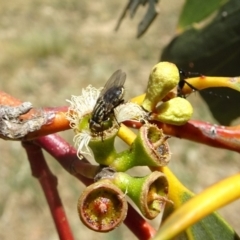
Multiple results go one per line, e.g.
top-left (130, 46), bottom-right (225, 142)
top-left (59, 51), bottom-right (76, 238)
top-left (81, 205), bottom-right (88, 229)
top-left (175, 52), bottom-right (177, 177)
top-left (115, 0), bottom-right (159, 38)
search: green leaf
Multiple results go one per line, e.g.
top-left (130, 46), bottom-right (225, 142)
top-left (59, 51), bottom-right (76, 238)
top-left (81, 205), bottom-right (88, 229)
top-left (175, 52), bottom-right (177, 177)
top-left (154, 168), bottom-right (240, 240)
top-left (187, 213), bottom-right (239, 240)
top-left (178, 0), bottom-right (229, 31)
top-left (178, 192), bottom-right (239, 240)
top-left (161, 0), bottom-right (240, 125)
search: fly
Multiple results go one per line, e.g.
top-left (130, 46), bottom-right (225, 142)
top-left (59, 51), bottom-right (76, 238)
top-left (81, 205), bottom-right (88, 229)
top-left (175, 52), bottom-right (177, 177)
top-left (178, 69), bottom-right (229, 99)
top-left (177, 69), bottom-right (200, 98)
top-left (89, 69), bottom-right (126, 134)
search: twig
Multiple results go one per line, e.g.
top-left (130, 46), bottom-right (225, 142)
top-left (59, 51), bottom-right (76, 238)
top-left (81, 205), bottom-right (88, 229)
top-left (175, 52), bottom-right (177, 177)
top-left (124, 119), bottom-right (240, 153)
top-left (157, 120), bottom-right (240, 153)
top-left (22, 141), bottom-right (74, 240)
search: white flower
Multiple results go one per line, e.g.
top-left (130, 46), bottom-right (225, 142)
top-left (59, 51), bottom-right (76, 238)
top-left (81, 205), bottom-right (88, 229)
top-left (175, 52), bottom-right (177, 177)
top-left (66, 85), bottom-right (101, 156)
top-left (66, 85), bottom-right (147, 157)
top-left (66, 85), bottom-right (101, 129)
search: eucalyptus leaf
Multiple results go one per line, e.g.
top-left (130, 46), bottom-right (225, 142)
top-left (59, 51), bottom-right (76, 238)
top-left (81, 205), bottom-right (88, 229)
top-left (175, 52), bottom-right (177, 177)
top-left (181, 192), bottom-right (239, 240)
top-left (178, 0), bottom-right (229, 31)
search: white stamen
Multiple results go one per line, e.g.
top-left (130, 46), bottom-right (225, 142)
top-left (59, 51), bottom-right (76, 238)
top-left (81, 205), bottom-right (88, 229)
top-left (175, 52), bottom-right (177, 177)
top-left (115, 102), bottom-right (147, 123)
top-left (73, 131), bottom-right (92, 157)
top-left (66, 85), bottom-right (102, 156)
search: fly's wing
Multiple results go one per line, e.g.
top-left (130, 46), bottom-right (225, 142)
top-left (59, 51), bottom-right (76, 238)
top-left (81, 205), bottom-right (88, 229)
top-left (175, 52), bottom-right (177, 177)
top-left (92, 69), bottom-right (126, 118)
top-left (99, 69), bottom-right (126, 98)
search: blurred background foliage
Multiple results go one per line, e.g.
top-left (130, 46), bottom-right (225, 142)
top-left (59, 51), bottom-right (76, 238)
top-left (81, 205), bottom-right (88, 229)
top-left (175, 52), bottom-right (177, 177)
top-left (161, 0), bottom-right (240, 125)
top-left (0, 0), bottom-right (239, 239)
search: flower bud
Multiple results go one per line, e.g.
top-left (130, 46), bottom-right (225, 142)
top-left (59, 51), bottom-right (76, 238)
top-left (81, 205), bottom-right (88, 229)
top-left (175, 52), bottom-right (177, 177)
top-left (151, 97), bottom-right (193, 125)
top-left (142, 62), bottom-right (179, 112)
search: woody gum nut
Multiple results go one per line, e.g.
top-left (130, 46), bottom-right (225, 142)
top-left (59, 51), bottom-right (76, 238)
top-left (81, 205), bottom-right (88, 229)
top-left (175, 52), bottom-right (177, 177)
top-left (154, 97), bottom-right (193, 125)
top-left (77, 181), bottom-right (128, 232)
top-left (142, 62), bottom-right (180, 112)
top-left (110, 124), bottom-right (171, 171)
top-left (112, 171), bottom-right (169, 220)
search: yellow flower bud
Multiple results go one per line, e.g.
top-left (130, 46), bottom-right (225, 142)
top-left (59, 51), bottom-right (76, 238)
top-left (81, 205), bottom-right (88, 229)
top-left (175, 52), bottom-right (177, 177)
top-left (152, 97), bottom-right (193, 125)
top-left (142, 62), bottom-right (180, 112)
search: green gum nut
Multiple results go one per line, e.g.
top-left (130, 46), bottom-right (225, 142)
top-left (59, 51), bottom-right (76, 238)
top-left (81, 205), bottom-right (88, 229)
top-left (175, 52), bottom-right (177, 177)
top-left (112, 171), bottom-right (170, 219)
top-left (152, 97), bottom-right (193, 125)
top-left (142, 62), bottom-right (179, 112)
top-left (89, 126), bottom-right (118, 166)
top-left (110, 124), bottom-right (171, 172)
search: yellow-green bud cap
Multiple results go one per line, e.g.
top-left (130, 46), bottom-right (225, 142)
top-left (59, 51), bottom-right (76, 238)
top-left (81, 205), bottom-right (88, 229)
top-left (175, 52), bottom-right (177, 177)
top-left (142, 62), bottom-right (179, 112)
top-left (153, 97), bottom-right (193, 125)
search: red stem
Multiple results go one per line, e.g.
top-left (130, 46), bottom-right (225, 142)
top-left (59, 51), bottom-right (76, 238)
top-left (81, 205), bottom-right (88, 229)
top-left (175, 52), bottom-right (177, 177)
top-left (157, 120), bottom-right (240, 153)
top-left (22, 141), bottom-right (74, 240)
top-left (34, 134), bottom-right (92, 186)
top-left (124, 120), bottom-right (240, 153)
top-left (126, 204), bottom-right (156, 240)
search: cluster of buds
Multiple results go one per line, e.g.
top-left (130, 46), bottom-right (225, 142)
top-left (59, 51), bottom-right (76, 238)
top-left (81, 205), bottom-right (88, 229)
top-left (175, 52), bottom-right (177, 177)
top-left (142, 62), bottom-right (193, 125)
top-left (66, 62), bottom-right (193, 232)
